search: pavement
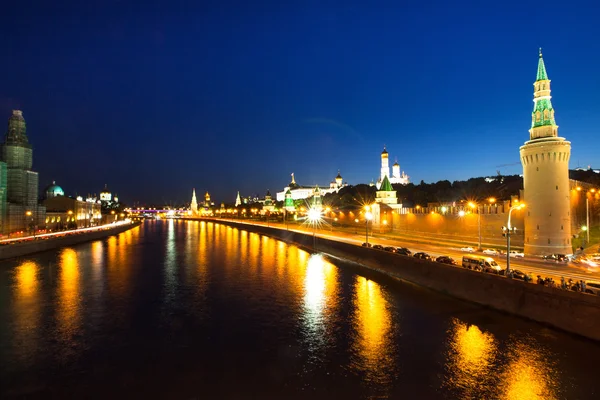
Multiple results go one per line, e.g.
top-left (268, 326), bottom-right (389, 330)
top-left (212, 217), bottom-right (600, 285)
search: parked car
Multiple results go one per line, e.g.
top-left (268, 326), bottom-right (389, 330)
top-left (585, 281), bottom-right (600, 295)
top-left (413, 252), bottom-right (432, 261)
top-left (372, 244), bottom-right (384, 250)
top-left (543, 254), bottom-right (568, 262)
top-left (509, 250), bottom-right (524, 258)
top-left (396, 247), bottom-right (412, 256)
top-left (383, 246), bottom-right (396, 253)
top-left (500, 269), bottom-right (528, 280)
top-left (361, 242), bottom-right (372, 248)
top-left (482, 249), bottom-right (499, 255)
top-left (436, 255), bottom-right (457, 265)
top-left (460, 246), bottom-right (475, 252)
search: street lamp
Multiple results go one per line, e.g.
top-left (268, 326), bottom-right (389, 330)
top-left (505, 202), bottom-right (525, 275)
top-left (468, 198), bottom-right (496, 251)
top-left (364, 205), bottom-right (373, 245)
top-left (25, 210), bottom-right (34, 237)
top-left (307, 207), bottom-right (321, 250)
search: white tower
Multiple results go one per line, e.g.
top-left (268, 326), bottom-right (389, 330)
top-left (380, 146), bottom-right (389, 181)
top-left (235, 191), bottom-right (241, 207)
top-left (520, 49), bottom-right (572, 255)
top-left (392, 160), bottom-right (400, 180)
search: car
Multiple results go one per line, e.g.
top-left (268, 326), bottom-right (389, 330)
top-left (585, 281), bottom-right (600, 295)
top-left (436, 255), bottom-right (457, 265)
top-left (461, 246), bottom-right (475, 252)
top-left (361, 242), bottom-right (372, 248)
top-left (396, 247), bottom-right (412, 256)
top-left (482, 249), bottom-right (499, 256)
top-left (413, 252), bottom-right (432, 261)
top-left (543, 254), bottom-right (568, 262)
top-left (509, 250), bottom-right (524, 258)
top-left (500, 268), bottom-right (528, 280)
top-left (383, 246), bottom-right (396, 253)
top-left (372, 244), bottom-right (384, 250)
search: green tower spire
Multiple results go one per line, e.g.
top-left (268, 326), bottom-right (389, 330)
top-left (530, 49), bottom-right (557, 134)
top-left (379, 175), bottom-right (393, 192)
top-left (536, 48), bottom-right (548, 81)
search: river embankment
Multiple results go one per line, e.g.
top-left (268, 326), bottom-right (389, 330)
top-left (0, 221), bottom-right (141, 261)
top-left (205, 218), bottom-right (600, 342)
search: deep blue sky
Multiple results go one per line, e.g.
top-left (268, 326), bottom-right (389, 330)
top-left (1, 0), bottom-right (599, 205)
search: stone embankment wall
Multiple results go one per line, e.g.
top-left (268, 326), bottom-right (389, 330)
top-left (207, 218), bottom-right (600, 342)
top-left (0, 222), bottom-right (141, 261)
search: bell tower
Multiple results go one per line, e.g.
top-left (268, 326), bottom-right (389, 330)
top-left (520, 49), bottom-right (572, 255)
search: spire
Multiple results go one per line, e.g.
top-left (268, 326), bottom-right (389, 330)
top-left (536, 48), bottom-right (548, 81)
top-left (235, 191), bottom-right (241, 207)
top-left (529, 49), bottom-right (557, 139)
top-left (379, 175), bottom-right (393, 192)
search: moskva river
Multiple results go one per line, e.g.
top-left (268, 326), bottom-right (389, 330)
top-left (1, 220), bottom-right (599, 399)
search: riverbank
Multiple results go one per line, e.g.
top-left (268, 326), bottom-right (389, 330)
top-left (204, 218), bottom-right (600, 342)
top-left (0, 221), bottom-right (141, 261)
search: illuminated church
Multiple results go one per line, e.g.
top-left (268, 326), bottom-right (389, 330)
top-left (276, 171), bottom-right (347, 202)
top-left (375, 146), bottom-right (409, 189)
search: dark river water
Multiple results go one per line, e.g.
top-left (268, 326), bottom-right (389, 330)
top-left (1, 220), bottom-right (599, 399)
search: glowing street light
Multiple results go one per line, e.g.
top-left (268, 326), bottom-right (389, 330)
top-left (307, 207), bottom-right (321, 250)
top-left (505, 203), bottom-right (526, 275)
top-left (365, 206), bottom-right (373, 245)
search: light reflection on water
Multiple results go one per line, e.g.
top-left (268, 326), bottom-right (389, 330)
top-left (0, 220), bottom-right (597, 399)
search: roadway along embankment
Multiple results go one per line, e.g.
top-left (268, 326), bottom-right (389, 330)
top-left (206, 218), bottom-right (600, 342)
top-left (0, 222), bottom-right (141, 261)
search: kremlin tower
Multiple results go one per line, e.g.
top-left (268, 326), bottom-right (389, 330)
top-left (520, 49), bottom-right (572, 255)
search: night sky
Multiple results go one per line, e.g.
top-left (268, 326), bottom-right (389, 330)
top-left (1, 0), bottom-right (599, 205)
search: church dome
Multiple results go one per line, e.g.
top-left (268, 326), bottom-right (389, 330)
top-left (45, 181), bottom-right (65, 198)
top-left (393, 161), bottom-right (399, 166)
top-left (381, 146), bottom-right (388, 155)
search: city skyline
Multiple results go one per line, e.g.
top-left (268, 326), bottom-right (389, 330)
top-left (1, 1), bottom-right (599, 204)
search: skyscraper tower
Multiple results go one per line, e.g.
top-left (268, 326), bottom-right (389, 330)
top-left (190, 188), bottom-right (198, 214)
top-left (0, 110), bottom-right (44, 233)
top-left (380, 146), bottom-right (389, 182)
top-left (520, 50), bottom-right (572, 255)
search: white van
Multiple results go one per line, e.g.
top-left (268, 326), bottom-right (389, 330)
top-left (462, 255), bottom-right (501, 274)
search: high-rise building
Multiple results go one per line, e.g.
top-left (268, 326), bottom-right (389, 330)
top-left (0, 110), bottom-right (45, 234)
top-left (520, 50), bottom-right (572, 255)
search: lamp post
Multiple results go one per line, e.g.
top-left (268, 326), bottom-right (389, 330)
top-left (308, 207), bottom-right (320, 251)
top-left (25, 210), bottom-right (33, 237)
top-left (364, 205), bottom-right (373, 245)
top-left (505, 203), bottom-right (525, 275)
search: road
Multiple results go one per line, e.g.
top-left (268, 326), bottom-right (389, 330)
top-left (209, 217), bottom-right (600, 285)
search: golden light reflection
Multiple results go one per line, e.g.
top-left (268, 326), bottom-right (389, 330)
top-left (303, 254), bottom-right (338, 332)
top-left (58, 248), bottom-right (81, 337)
top-left (445, 319), bottom-right (497, 395)
top-left (352, 276), bottom-right (394, 386)
top-left (11, 260), bottom-right (42, 363)
top-left (15, 260), bottom-right (39, 299)
top-left (499, 340), bottom-right (559, 400)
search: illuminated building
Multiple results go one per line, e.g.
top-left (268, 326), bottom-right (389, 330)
top-left (262, 190), bottom-right (275, 213)
top-left (376, 146), bottom-right (409, 189)
top-left (284, 189), bottom-right (295, 211)
top-left (99, 184), bottom-right (112, 202)
top-left (43, 184), bottom-right (101, 230)
top-left (520, 49), bottom-right (572, 255)
top-left (0, 110), bottom-right (45, 234)
top-left (276, 171), bottom-right (347, 202)
top-left (235, 191), bottom-right (241, 207)
top-left (371, 175), bottom-right (402, 225)
top-left (190, 188), bottom-right (198, 215)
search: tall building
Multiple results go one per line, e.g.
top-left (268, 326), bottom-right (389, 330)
top-left (376, 146), bottom-right (409, 188)
top-left (235, 191), bottom-right (241, 207)
top-left (520, 49), bottom-right (572, 255)
top-left (0, 110), bottom-right (45, 234)
top-left (190, 188), bottom-right (198, 214)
